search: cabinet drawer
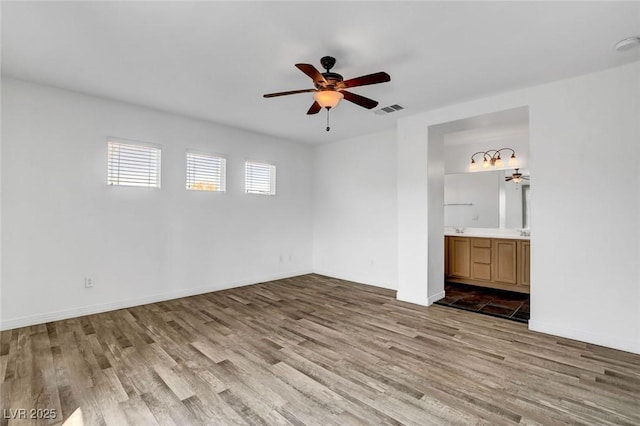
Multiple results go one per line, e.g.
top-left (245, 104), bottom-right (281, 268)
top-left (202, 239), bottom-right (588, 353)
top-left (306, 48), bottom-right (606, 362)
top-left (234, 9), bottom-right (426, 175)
top-left (472, 247), bottom-right (491, 264)
top-left (472, 238), bottom-right (492, 248)
top-left (472, 263), bottom-right (492, 281)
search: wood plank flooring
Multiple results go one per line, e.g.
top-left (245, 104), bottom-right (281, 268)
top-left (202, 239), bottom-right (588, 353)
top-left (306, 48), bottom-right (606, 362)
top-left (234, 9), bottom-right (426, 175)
top-left (1, 274), bottom-right (639, 425)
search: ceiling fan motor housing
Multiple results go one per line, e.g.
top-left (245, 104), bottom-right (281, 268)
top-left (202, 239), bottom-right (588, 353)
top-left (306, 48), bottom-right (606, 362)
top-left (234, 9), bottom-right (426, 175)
top-left (320, 56), bottom-right (336, 71)
top-left (318, 56), bottom-right (344, 89)
top-left (316, 72), bottom-right (343, 89)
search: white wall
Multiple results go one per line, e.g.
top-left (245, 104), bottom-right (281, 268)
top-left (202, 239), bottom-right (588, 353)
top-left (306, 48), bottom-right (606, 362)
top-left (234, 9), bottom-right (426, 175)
top-left (528, 63), bottom-right (639, 354)
top-left (396, 119), bottom-right (433, 305)
top-left (312, 130), bottom-right (397, 289)
top-left (1, 78), bottom-right (313, 329)
top-left (398, 61), bottom-right (640, 354)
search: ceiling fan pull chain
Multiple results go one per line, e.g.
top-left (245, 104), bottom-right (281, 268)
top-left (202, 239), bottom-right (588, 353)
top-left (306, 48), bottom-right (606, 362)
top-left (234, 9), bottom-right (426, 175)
top-left (326, 108), bottom-right (331, 132)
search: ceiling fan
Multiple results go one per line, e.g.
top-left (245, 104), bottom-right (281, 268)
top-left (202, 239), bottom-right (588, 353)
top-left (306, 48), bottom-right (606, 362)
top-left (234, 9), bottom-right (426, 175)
top-left (263, 56), bottom-right (390, 131)
top-left (505, 169), bottom-right (530, 183)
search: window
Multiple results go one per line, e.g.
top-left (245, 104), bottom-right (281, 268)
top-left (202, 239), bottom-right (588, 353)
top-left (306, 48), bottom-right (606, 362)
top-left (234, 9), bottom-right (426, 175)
top-left (245, 161), bottom-right (276, 195)
top-left (186, 151), bottom-right (226, 192)
top-left (107, 139), bottom-right (161, 188)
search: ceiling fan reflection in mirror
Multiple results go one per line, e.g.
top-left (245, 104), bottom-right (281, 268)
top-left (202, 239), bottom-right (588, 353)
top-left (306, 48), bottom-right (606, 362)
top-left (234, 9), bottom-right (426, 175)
top-left (263, 56), bottom-right (390, 131)
top-left (505, 169), bottom-right (530, 183)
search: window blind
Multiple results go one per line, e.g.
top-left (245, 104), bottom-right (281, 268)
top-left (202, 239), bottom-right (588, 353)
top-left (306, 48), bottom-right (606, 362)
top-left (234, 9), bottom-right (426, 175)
top-left (245, 161), bottom-right (276, 195)
top-left (186, 151), bottom-right (226, 192)
top-left (107, 140), bottom-right (161, 187)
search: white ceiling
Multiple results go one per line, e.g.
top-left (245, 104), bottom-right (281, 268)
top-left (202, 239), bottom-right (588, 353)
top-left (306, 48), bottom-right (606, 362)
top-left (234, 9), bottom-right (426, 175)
top-left (2, 1), bottom-right (639, 145)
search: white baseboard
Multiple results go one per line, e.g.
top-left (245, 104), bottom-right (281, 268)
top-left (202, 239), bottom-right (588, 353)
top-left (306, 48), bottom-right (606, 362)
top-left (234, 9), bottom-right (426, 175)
top-left (395, 290), bottom-right (444, 307)
top-left (529, 319), bottom-right (640, 355)
top-left (427, 290), bottom-right (446, 305)
top-left (0, 270), bottom-right (313, 331)
top-left (311, 269), bottom-right (397, 291)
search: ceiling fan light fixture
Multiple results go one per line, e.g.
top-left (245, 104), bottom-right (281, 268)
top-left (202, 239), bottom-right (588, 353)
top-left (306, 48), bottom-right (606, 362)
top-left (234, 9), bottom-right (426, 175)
top-left (314, 90), bottom-right (344, 109)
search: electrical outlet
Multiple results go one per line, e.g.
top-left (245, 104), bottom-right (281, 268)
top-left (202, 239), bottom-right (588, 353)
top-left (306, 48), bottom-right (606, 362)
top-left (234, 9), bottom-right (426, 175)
top-left (84, 277), bottom-right (94, 288)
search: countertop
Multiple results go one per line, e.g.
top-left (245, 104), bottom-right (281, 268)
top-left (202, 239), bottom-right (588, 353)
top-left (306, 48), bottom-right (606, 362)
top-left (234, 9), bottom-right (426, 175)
top-left (444, 228), bottom-right (530, 240)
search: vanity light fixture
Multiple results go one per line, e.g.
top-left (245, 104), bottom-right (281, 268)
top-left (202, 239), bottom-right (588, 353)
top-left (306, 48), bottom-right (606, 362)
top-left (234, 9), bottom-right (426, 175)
top-left (469, 148), bottom-right (518, 171)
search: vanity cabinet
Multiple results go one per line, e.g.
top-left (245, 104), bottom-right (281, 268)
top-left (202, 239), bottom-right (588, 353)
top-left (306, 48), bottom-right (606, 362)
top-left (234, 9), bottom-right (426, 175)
top-left (445, 236), bottom-right (530, 294)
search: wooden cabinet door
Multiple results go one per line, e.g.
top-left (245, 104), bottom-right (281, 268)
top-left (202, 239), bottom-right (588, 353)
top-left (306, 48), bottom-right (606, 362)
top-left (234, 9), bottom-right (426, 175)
top-left (448, 237), bottom-right (471, 279)
top-left (444, 237), bottom-right (449, 276)
top-left (471, 238), bottom-right (492, 281)
top-left (517, 240), bottom-right (531, 286)
top-left (494, 239), bottom-right (518, 284)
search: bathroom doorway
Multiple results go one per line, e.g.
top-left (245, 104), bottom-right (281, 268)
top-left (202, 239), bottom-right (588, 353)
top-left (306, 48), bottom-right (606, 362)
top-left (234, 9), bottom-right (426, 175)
top-left (434, 106), bottom-right (531, 322)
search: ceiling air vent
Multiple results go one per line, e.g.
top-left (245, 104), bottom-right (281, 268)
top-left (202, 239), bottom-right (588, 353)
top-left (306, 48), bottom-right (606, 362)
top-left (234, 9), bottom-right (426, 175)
top-left (374, 104), bottom-right (405, 115)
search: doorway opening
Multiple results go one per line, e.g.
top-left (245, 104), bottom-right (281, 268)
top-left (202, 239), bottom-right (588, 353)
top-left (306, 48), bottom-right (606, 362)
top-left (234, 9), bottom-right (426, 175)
top-left (431, 106), bottom-right (531, 323)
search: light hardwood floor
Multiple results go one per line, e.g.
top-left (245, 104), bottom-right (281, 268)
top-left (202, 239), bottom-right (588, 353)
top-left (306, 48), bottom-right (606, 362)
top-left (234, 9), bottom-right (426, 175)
top-left (1, 274), bottom-right (639, 425)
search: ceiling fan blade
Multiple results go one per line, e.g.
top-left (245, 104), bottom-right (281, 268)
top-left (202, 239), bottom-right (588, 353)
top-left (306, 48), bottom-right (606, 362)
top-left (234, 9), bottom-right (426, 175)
top-left (340, 72), bottom-right (390, 89)
top-left (341, 90), bottom-right (379, 109)
top-left (505, 177), bottom-right (513, 181)
top-left (295, 64), bottom-right (327, 85)
top-left (263, 88), bottom-right (316, 98)
top-left (307, 101), bottom-right (321, 115)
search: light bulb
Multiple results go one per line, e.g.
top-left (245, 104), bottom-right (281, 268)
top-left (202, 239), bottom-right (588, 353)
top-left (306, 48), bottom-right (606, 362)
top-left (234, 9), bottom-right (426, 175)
top-left (508, 153), bottom-right (518, 167)
top-left (482, 158), bottom-right (489, 168)
top-left (469, 160), bottom-right (478, 171)
top-left (494, 156), bottom-right (504, 168)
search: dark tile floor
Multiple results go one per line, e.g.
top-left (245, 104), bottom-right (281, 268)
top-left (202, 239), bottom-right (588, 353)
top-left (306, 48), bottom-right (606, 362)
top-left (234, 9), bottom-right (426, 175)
top-left (435, 282), bottom-right (530, 323)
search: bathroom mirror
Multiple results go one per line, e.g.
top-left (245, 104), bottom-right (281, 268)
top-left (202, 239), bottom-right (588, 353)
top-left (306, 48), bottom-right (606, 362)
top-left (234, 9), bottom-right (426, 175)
top-left (444, 169), bottom-right (530, 229)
